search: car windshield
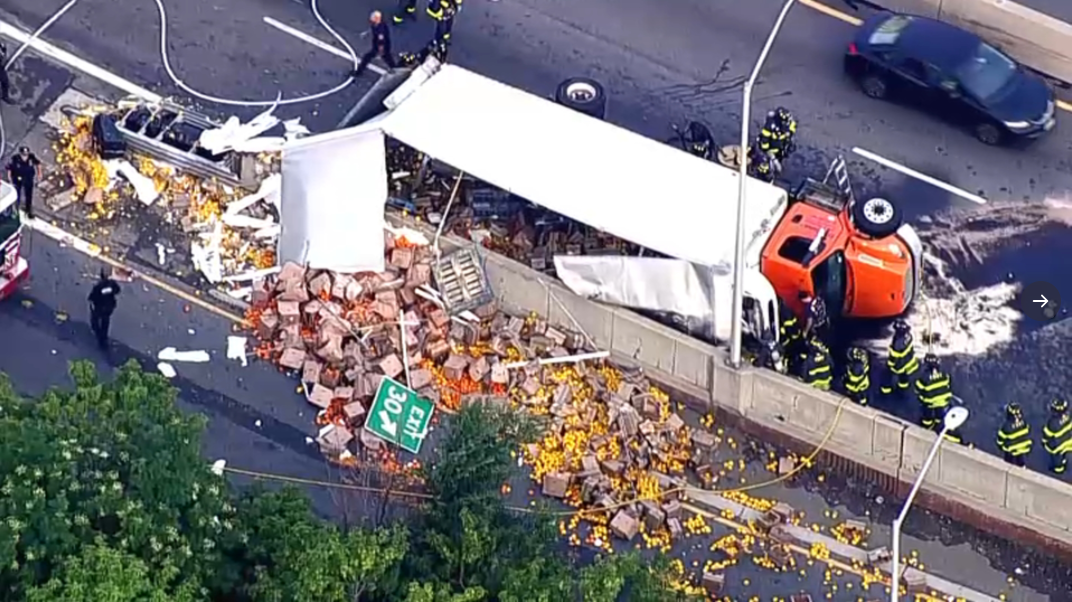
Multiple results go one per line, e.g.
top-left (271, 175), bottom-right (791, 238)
top-left (955, 42), bottom-right (1017, 101)
top-left (810, 251), bottom-right (847, 316)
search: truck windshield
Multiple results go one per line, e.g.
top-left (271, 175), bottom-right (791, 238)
top-left (0, 203), bottom-right (19, 245)
top-left (810, 251), bottom-right (847, 315)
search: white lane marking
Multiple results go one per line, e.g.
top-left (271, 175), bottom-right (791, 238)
top-left (851, 147), bottom-right (987, 205)
top-left (25, 216), bottom-right (103, 257)
top-left (0, 19), bottom-right (161, 102)
top-left (263, 16), bottom-right (385, 75)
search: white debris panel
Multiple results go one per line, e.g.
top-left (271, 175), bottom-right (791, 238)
top-left (278, 125), bottom-right (389, 273)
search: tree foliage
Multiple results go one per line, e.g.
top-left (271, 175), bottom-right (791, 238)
top-left (0, 361), bottom-right (692, 601)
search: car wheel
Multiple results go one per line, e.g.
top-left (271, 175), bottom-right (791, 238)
top-left (861, 75), bottom-right (888, 99)
top-left (852, 197), bottom-right (903, 238)
top-left (554, 77), bottom-right (607, 119)
top-left (975, 123), bottom-right (1003, 145)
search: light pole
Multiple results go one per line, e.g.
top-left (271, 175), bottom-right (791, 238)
top-left (890, 406), bottom-right (969, 601)
top-left (729, 0), bottom-right (798, 368)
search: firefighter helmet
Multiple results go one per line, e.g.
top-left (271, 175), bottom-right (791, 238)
top-left (1051, 398), bottom-right (1068, 414)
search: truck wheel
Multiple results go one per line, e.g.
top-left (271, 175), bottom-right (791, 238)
top-left (555, 77), bottom-right (606, 119)
top-left (852, 197), bottom-right (903, 238)
top-left (860, 75), bottom-right (888, 100)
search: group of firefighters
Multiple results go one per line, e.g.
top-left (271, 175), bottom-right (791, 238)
top-left (772, 299), bottom-right (1072, 475)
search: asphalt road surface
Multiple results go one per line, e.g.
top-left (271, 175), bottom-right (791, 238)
top-left (2, 233), bottom-right (1069, 599)
top-left (2, 0), bottom-right (1072, 498)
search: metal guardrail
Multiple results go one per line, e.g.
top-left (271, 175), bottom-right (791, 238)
top-left (111, 100), bottom-right (257, 187)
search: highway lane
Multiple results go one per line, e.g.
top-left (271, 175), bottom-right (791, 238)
top-left (3, 0), bottom-right (1072, 477)
top-left (2, 235), bottom-right (1069, 599)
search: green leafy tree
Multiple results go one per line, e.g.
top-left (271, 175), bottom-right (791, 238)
top-left (233, 487), bottom-right (407, 602)
top-left (0, 361), bottom-right (240, 600)
top-left (25, 544), bottom-right (170, 602)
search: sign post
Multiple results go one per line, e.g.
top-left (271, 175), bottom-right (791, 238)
top-left (363, 376), bottom-right (435, 453)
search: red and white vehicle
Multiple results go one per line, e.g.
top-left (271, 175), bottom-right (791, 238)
top-left (0, 180), bottom-right (29, 300)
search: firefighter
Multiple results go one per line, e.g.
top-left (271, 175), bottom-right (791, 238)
top-left (393, 0), bottom-right (419, 24)
top-left (800, 337), bottom-right (833, 391)
top-left (1043, 398), bottom-right (1072, 474)
top-left (88, 268), bottom-right (122, 349)
top-left (353, 11), bottom-right (397, 77)
top-left (747, 142), bottom-right (779, 182)
top-left (755, 336), bottom-right (787, 374)
top-left (880, 319), bottom-right (919, 396)
top-left (914, 354), bottom-right (952, 432)
top-left (758, 107), bottom-right (796, 160)
top-left (682, 121), bottom-right (714, 160)
top-left (997, 402), bottom-right (1032, 467)
top-left (428, 0), bottom-right (461, 44)
top-left (842, 347), bottom-right (871, 406)
top-left (780, 311), bottom-right (804, 375)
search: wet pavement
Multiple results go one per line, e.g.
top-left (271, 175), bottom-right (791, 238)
top-left (2, 232), bottom-right (1070, 599)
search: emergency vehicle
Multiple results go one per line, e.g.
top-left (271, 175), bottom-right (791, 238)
top-left (0, 180), bottom-right (30, 300)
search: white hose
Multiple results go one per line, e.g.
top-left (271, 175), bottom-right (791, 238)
top-left (0, 0), bottom-right (360, 160)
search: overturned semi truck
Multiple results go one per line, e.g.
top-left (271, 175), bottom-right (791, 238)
top-left (280, 57), bottom-right (922, 347)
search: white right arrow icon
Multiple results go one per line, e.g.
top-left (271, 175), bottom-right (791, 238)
top-left (1034, 295), bottom-right (1049, 307)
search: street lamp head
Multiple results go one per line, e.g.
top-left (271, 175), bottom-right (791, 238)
top-left (944, 406), bottom-right (969, 431)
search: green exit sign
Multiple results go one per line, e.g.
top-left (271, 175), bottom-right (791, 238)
top-left (364, 376), bottom-right (435, 454)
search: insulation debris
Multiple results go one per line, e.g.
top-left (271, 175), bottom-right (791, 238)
top-left (49, 103), bottom-right (281, 286)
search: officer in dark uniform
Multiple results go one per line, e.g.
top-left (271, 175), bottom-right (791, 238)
top-left (997, 402), bottom-right (1032, 467)
top-left (6, 146), bottom-right (42, 218)
top-left (428, 0), bottom-right (461, 43)
top-left (0, 41), bottom-right (14, 104)
top-left (800, 337), bottom-right (833, 391)
top-left (754, 336), bottom-right (787, 374)
top-left (914, 354), bottom-right (952, 431)
top-left (802, 294), bottom-right (829, 343)
top-left (880, 319), bottom-right (919, 397)
top-left (1042, 398), bottom-right (1072, 474)
top-left (354, 11), bottom-right (397, 77)
top-left (88, 268), bottom-right (121, 349)
top-left (842, 347), bottom-right (871, 406)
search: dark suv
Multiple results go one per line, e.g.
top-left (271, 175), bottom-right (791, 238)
top-left (844, 13), bottom-right (1056, 145)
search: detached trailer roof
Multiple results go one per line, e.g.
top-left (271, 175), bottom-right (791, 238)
top-left (378, 65), bottom-right (787, 271)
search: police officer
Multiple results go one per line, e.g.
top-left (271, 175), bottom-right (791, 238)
top-left (800, 337), bottom-right (833, 391)
top-left (0, 41), bottom-right (14, 104)
top-left (88, 268), bottom-right (121, 349)
top-left (842, 347), bottom-right (871, 406)
top-left (353, 11), bottom-right (397, 77)
top-left (1042, 398), bottom-right (1072, 474)
top-left (997, 402), bottom-right (1032, 467)
top-left (914, 354), bottom-right (952, 431)
top-left (880, 319), bottom-right (919, 397)
top-left (428, 0), bottom-right (461, 44)
top-left (6, 146), bottom-right (41, 218)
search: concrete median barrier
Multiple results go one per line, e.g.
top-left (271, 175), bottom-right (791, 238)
top-left (396, 214), bottom-right (1072, 554)
top-left (857, 0), bottom-right (1072, 84)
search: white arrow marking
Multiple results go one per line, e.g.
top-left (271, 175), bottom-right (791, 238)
top-left (378, 411), bottom-right (398, 437)
top-left (1034, 295), bottom-right (1049, 307)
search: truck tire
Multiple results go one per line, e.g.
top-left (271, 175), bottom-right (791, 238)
top-left (852, 197), bottom-right (903, 238)
top-left (555, 77), bottom-right (606, 119)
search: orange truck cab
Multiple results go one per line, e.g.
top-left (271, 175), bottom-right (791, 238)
top-left (760, 157), bottom-right (922, 323)
top-left (0, 180), bottom-right (30, 301)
